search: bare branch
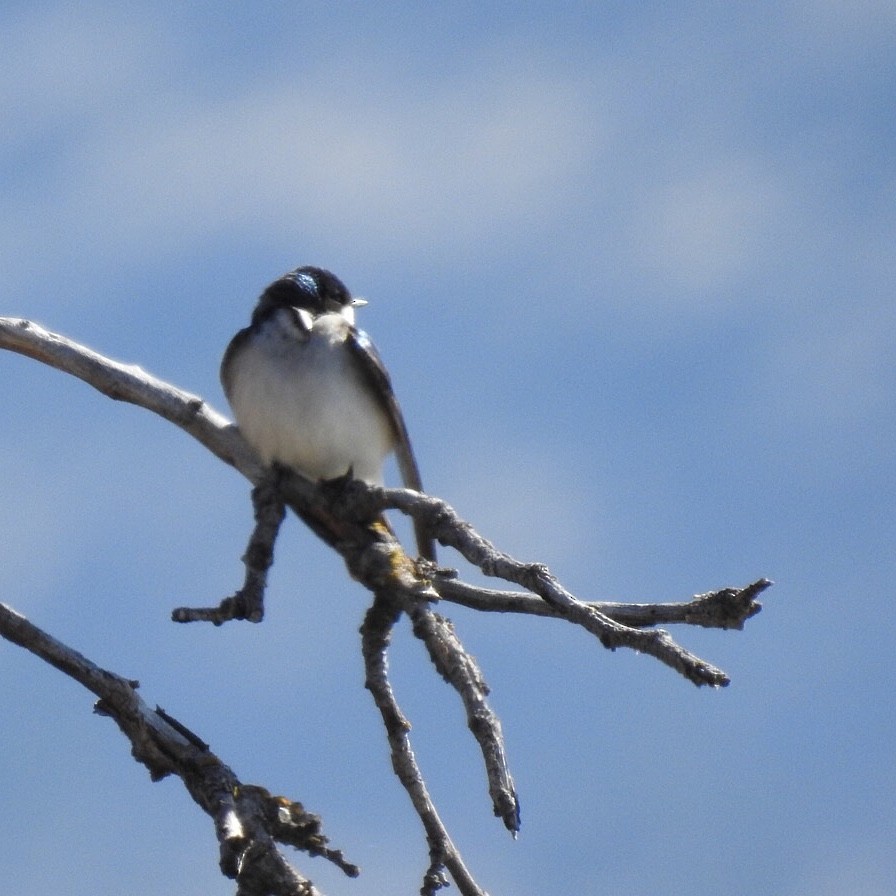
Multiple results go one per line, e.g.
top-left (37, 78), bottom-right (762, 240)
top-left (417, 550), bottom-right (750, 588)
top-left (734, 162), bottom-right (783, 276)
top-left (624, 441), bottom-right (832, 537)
top-left (406, 603), bottom-right (519, 833)
top-left (1, 316), bottom-right (770, 893)
top-left (360, 593), bottom-right (490, 896)
top-left (433, 577), bottom-right (769, 630)
top-left (173, 473), bottom-right (286, 624)
top-left (0, 317), bottom-right (262, 479)
top-left (0, 602), bottom-right (358, 896)
top-left (348, 486), bottom-right (734, 687)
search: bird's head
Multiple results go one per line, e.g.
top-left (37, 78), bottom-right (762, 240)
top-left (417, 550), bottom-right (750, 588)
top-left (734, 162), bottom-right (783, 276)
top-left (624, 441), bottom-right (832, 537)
top-left (254, 266), bottom-right (366, 327)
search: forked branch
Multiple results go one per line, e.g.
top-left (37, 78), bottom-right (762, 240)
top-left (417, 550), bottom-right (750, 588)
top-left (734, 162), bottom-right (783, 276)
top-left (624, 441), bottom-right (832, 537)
top-left (0, 317), bottom-right (769, 896)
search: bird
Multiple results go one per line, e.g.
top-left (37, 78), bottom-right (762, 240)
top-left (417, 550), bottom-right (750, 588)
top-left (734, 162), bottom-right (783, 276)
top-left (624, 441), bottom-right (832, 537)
top-left (220, 265), bottom-right (435, 561)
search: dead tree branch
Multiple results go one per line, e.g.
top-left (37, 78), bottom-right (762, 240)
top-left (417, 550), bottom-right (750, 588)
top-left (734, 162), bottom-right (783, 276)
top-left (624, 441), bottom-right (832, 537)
top-left (0, 602), bottom-right (358, 896)
top-left (0, 316), bottom-right (769, 895)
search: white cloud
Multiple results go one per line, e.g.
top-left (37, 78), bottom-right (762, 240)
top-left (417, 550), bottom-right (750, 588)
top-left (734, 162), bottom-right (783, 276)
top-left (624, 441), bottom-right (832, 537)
top-left (2, 16), bottom-right (608, 278)
top-left (625, 158), bottom-right (785, 297)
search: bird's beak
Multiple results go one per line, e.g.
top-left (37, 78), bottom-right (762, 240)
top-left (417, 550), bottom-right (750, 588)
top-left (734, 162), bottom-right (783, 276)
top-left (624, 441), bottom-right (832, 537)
top-left (341, 297), bottom-right (367, 326)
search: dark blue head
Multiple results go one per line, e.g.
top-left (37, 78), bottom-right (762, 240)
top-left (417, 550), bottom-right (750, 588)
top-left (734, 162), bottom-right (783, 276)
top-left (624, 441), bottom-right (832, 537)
top-left (254, 266), bottom-right (362, 325)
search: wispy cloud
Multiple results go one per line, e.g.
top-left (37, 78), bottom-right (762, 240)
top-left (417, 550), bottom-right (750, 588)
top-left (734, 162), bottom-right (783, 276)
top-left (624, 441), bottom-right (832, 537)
top-left (3, 11), bottom-right (607, 284)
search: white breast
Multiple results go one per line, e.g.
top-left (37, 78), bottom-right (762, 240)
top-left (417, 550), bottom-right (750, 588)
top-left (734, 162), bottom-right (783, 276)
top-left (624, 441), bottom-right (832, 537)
top-left (226, 310), bottom-right (395, 484)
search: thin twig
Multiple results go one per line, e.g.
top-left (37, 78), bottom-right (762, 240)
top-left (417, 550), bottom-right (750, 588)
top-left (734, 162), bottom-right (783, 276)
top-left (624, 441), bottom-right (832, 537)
top-left (406, 603), bottom-right (520, 833)
top-left (434, 577), bottom-right (769, 630)
top-left (360, 593), bottom-right (491, 896)
top-left (173, 473), bottom-right (286, 623)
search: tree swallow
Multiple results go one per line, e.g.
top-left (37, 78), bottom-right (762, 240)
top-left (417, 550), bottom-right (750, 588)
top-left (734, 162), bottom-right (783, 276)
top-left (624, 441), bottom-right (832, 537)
top-left (221, 266), bottom-right (435, 561)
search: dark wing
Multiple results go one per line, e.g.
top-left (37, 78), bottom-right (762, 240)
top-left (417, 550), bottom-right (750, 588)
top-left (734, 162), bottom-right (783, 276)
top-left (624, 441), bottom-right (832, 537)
top-left (347, 327), bottom-right (436, 561)
top-left (220, 325), bottom-right (251, 402)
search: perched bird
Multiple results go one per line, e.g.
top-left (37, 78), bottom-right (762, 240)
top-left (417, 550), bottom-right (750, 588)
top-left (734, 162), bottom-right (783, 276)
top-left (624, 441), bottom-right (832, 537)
top-left (221, 265), bottom-right (434, 560)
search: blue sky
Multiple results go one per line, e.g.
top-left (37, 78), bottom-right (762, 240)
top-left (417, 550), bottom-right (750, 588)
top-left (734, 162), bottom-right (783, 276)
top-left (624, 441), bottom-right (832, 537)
top-left (2, 3), bottom-right (895, 894)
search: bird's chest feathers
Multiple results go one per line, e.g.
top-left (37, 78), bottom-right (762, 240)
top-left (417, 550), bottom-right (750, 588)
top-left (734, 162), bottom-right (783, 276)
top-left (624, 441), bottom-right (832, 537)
top-left (229, 313), bottom-right (394, 482)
